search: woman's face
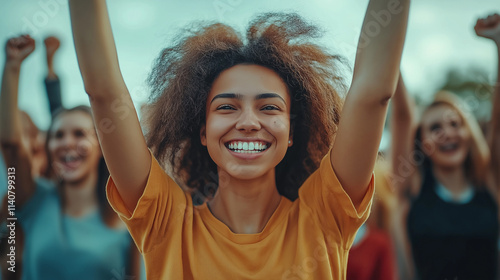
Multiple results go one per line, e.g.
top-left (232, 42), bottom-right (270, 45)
top-left (420, 104), bottom-right (471, 169)
top-left (48, 111), bottom-right (102, 184)
top-left (202, 64), bottom-right (292, 181)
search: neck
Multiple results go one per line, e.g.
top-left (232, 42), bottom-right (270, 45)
top-left (432, 164), bottom-right (470, 194)
top-left (207, 169), bottom-right (282, 234)
top-left (62, 171), bottom-right (99, 218)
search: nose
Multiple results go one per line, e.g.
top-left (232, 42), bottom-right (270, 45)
top-left (443, 124), bottom-right (459, 138)
top-left (60, 134), bottom-right (77, 149)
top-left (235, 108), bottom-right (261, 132)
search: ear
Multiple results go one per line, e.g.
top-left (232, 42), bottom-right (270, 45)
top-left (200, 125), bottom-right (207, 146)
top-left (288, 123), bottom-right (294, 147)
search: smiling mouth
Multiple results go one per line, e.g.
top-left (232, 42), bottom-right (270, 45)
top-left (59, 154), bottom-right (84, 169)
top-left (438, 142), bottom-right (459, 153)
top-left (224, 140), bottom-right (270, 154)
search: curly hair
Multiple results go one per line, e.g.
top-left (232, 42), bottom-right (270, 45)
top-left (146, 13), bottom-right (346, 202)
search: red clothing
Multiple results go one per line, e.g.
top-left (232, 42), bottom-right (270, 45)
top-left (347, 226), bottom-right (397, 280)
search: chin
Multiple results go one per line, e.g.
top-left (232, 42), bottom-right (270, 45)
top-left (57, 169), bottom-right (87, 184)
top-left (432, 155), bottom-right (468, 169)
top-left (219, 165), bottom-right (272, 182)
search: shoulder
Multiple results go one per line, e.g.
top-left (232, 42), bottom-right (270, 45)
top-left (35, 177), bottom-right (57, 191)
top-left (32, 177), bottom-right (59, 201)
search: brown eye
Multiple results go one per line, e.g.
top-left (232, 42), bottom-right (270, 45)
top-left (54, 131), bottom-right (64, 139)
top-left (450, 120), bottom-right (460, 128)
top-left (216, 105), bottom-right (236, 111)
top-left (261, 105), bottom-right (280, 111)
top-left (74, 130), bottom-right (85, 137)
top-left (430, 124), bottom-right (441, 132)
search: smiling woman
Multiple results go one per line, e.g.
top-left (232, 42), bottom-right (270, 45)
top-left (144, 19), bottom-right (345, 201)
top-left (0, 35), bottom-right (140, 279)
top-left (389, 13), bottom-right (500, 280)
top-left (69, 0), bottom-right (409, 279)
top-left (202, 65), bottom-right (291, 190)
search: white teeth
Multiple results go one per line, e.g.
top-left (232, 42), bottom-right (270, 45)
top-left (227, 141), bottom-right (269, 153)
top-left (63, 154), bottom-right (81, 163)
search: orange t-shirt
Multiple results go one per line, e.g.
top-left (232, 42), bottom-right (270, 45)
top-left (107, 151), bottom-right (374, 279)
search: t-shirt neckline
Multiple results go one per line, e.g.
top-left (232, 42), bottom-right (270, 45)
top-left (197, 196), bottom-right (292, 244)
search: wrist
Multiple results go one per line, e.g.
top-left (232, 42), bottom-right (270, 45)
top-left (46, 71), bottom-right (58, 80)
top-left (4, 60), bottom-right (22, 71)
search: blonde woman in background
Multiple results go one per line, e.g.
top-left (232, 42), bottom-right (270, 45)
top-left (390, 13), bottom-right (500, 280)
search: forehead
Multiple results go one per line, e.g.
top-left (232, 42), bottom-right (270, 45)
top-left (421, 104), bottom-right (462, 126)
top-left (208, 64), bottom-right (290, 101)
top-left (51, 111), bottom-right (94, 132)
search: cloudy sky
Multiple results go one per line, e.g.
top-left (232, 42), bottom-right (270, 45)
top-left (0, 0), bottom-right (499, 130)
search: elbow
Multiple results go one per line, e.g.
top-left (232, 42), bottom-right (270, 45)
top-left (350, 82), bottom-right (396, 107)
top-left (367, 88), bottom-right (396, 107)
top-left (381, 93), bottom-right (394, 106)
top-left (367, 85), bottom-right (395, 105)
top-left (379, 84), bottom-right (399, 103)
top-left (81, 75), bottom-right (123, 101)
top-left (0, 140), bottom-right (23, 159)
top-left (82, 82), bottom-right (112, 102)
top-left (82, 77), bottom-right (107, 99)
top-left (0, 134), bottom-right (22, 149)
top-left (83, 84), bottom-right (100, 100)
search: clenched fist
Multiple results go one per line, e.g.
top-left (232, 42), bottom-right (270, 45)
top-left (475, 13), bottom-right (500, 43)
top-left (5, 35), bottom-right (36, 64)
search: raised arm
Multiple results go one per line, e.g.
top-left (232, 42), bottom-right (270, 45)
top-left (474, 13), bottom-right (500, 188)
top-left (390, 73), bottom-right (418, 196)
top-left (69, 0), bottom-right (150, 212)
top-left (0, 36), bottom-right (36, 207)
top-left (44, 36), bottom-right (63, 114)
top-left (388, 73), bottom-right (418, 279)
top-left (331, 0), bottom-right (410, 205)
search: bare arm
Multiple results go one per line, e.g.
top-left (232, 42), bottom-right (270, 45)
top-left (69, 0), bottom-right (150, 212)
top-left (331, 0), bottom-right (410, 205)
top-left (474, 13), bottom-right (500, 188)
top-left (390, 73), bottom-right (417, 197)
top-left (0, 36), bottom-right (36, 207)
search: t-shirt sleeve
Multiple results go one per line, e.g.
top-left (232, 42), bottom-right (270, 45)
top-left (106, 151), bottom-right (190, 254)
top-left (298, 150), bottom-right (374, 248)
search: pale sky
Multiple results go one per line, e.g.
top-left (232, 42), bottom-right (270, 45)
top-left (1, 0), bottom-right (499, 131)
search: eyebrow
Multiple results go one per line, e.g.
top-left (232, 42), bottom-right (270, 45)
top-left (210, 93), bottom-right (286, 104)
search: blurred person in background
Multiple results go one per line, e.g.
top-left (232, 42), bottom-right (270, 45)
top-left (0, 35), bottom-right (141, 280)
top-left (389, 13), bottom-right (500, 280)
top-left (347, 156), bottom-right (399, 280)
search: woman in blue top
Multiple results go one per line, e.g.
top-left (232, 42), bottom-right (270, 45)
top-left (0, 35), bottom-right (141, 280)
